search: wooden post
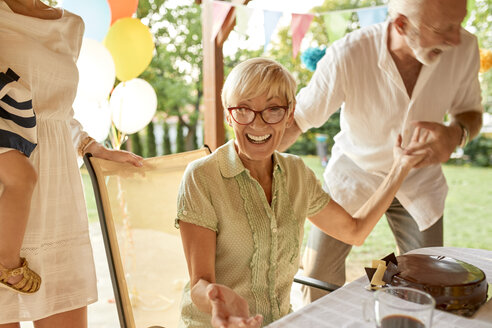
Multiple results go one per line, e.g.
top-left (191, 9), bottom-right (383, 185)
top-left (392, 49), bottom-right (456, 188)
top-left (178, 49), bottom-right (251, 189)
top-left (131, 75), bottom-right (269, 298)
top-left (201, 0), bottom-right (249, 151)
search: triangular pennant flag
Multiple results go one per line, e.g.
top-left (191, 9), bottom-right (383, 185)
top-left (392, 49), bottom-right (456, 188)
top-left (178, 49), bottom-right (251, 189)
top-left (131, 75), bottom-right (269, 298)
top-left (264, 10), bottom-right (283, 52)
top-left (357, 7), bottom-right (388, 28)
top-left (236, 6), bottom-right (254, 35)
top-left (323, 11), bottom-right (351, 43)
top-left (291, 13), bottom-right (314, 59)
top-left (211, 0), bottom-right (233, 41)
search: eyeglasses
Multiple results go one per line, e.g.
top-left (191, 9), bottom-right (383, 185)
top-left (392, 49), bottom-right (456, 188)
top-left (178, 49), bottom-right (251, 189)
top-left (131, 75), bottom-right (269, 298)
top-left (227, 106), bottom-right (289, 125)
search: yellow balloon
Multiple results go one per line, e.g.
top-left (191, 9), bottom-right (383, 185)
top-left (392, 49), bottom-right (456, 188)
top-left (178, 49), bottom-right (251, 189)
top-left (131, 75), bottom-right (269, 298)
top-left (104, 18), bottom-right (154, 81)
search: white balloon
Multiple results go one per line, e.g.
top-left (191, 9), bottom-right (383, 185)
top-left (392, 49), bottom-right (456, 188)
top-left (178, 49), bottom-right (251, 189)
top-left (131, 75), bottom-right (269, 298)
top-left (110, 79), bottom-right (157, 134)
top-left (76, 38), bottom-right (116, 102)
top-left (73, 97), bottom-right (112, 142)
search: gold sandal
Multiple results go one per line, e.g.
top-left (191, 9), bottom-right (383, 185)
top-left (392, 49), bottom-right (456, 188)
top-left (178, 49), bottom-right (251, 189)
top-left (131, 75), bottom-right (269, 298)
top-left (0, 257), bottom-right (41, 294)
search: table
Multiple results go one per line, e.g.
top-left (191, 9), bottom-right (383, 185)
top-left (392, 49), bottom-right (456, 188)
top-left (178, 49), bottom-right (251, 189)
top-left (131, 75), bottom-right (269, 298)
top-left (267, 247), bottom-right (492, 328)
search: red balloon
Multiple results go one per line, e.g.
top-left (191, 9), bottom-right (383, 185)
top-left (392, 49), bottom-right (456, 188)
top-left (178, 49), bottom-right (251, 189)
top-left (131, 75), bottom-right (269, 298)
top-left (108, 0), bottom-right (139, 25)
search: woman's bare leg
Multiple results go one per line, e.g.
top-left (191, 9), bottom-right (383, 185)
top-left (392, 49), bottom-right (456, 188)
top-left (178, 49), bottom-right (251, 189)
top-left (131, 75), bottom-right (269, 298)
top-left (34, 306), bottom-right (87, 328)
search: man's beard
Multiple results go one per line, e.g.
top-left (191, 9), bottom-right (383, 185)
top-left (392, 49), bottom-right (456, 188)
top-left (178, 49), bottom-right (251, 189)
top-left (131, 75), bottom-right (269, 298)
top-left (404, 25), bottom-right (452, 65)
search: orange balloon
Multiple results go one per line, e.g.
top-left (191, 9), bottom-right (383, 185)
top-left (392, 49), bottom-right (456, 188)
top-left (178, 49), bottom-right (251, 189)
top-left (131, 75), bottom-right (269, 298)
top-left (108, 0), bottom-right (139, 25)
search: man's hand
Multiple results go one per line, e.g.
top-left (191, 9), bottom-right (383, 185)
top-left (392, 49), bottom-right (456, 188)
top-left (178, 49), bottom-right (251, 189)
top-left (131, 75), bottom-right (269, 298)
top-left (403, 121), bottom-right (461, 168)
top-left (207, 284), bottom-right (263, 328)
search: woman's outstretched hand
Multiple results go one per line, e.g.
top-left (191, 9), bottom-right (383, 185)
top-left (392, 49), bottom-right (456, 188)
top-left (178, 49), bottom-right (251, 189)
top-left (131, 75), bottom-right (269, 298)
top-left (207, 284), bottom-right (263, 328)
top-left (393, 127), bottom-right (429, 170)
top-left (86, 142), bottom-right (143, 167)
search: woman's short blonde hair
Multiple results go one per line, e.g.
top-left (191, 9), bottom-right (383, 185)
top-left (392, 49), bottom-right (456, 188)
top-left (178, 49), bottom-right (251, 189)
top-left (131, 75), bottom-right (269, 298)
top-left (221, 58), bottom-right (297, 110)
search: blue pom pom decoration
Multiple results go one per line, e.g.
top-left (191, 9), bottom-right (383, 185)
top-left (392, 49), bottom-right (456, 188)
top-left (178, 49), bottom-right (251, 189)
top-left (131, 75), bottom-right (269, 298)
top-left (301, 47), bottom-right (327, 72)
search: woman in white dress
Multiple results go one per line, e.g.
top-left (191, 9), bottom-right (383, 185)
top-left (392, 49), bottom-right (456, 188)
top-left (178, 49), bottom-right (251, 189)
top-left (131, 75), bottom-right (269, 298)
top-left (0, 1), bottom-right (143, 327)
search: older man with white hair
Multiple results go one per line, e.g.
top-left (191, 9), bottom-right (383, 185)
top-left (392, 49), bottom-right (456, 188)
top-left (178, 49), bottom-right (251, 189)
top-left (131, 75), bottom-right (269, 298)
top-left (280, 0), bottom-right (483, 303)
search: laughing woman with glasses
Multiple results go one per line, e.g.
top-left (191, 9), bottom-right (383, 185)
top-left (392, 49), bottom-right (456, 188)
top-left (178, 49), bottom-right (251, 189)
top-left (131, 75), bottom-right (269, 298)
top-left (174, 58), bottom-right (428, 328)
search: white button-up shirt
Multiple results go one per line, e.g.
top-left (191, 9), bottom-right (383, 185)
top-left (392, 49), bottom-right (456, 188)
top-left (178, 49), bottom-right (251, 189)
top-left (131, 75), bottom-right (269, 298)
top-left (295, 21), bottom-right (482, 230)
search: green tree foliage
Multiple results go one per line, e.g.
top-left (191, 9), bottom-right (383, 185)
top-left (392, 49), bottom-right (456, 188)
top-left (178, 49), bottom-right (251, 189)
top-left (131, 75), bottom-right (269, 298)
top-left (192, 120), bottom-right (199, 150)
top-left (145, 121), bottom-right (157, 157)
top-left (456, 0), bottom-right (492, 166)
top-left (162, 121), bottom-right (172, 155)
top-left (138, 0), bottom-right (202, 151)
top-left (130, 132), bottom-right (143, 156)
top-left (176, 120), bottom-right (185, 153)
top-left (464, 0), bottom-right (492, 113)
top-left (464, 136), bottom-right (492, 167)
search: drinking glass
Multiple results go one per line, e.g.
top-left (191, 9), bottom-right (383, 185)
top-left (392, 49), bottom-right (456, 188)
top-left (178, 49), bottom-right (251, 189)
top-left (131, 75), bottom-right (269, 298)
top-left (364, 286), bottom-right (435, 328)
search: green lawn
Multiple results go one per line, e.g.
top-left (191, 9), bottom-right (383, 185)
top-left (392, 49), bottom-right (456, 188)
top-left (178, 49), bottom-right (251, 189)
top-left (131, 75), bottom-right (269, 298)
top-left (80, 157), bottom-right (492, 281)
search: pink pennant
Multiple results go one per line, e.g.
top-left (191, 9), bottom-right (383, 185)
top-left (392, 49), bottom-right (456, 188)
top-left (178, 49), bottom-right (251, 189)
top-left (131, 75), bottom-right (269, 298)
top-left (211, 1), bottom-right (233, 41)
top-left (291, 13), bottom-right (314, 58)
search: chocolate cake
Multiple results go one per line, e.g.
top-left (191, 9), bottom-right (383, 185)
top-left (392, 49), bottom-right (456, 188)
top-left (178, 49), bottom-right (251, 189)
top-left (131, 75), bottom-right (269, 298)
top-left (390, 254), bottom-right (488, 317)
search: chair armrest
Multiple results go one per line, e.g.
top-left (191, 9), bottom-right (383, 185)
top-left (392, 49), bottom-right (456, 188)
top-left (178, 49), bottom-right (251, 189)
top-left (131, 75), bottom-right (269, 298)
top-left (293, 275), bottom-right (339, 292)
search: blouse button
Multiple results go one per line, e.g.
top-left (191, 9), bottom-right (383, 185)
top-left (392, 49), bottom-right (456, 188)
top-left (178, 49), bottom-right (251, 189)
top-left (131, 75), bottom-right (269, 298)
top-left (272, 228), bottom-right (277, 233)
top-left (183, 210), bottom-right (188, 215)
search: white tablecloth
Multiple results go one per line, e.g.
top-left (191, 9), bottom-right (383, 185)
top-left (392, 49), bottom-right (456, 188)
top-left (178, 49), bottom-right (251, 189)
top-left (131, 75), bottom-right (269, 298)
top-left (267, 247), bottom-right (492, 328)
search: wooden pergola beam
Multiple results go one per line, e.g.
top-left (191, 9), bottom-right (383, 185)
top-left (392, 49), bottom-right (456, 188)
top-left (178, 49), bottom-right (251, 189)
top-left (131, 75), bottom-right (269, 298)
top-left (201, 0), bottom-right (250, 151)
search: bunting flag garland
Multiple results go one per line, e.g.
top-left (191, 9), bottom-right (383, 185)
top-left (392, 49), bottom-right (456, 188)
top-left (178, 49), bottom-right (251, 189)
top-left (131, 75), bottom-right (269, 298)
top-left (211, 0), bottom-right (232, 41)
top-left (324, 12), bottom-right (352, 43)
top-left (291, 13), bottom-right (314, 58)
top-left (235, 6), bottom-right (254, 35)
top-left (357, 7), bottom-right (388, 28)
top-left (264, 10), bottom-right (283, 52)
top-left (209, 1), bottom-right (388, 58)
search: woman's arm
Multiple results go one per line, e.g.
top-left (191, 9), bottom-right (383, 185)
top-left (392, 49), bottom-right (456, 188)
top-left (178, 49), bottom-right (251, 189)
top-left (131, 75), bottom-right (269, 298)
top-left (179, 221), bottom-right (263, 327)
top-left (70, 110), bottom-right (142, 167)
top-left (84, 141), bottom-right (143, 167)
top-left (179, 221), bottom-right (217, 313)
top-left (308, 130), bottom-right (427, 246)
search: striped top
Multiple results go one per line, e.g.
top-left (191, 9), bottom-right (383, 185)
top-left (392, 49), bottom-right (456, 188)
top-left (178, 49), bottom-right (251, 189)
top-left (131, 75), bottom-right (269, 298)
top-left (0, 66), bottom-right (36, 156)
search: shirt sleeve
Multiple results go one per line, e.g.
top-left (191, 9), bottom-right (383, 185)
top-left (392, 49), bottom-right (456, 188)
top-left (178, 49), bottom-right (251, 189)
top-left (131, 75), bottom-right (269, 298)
top-left (175, 161), bottom-right (219, 232)
top-left (294, 42), bottom-right (347, 132)
top-left (449, 31), bottom-right (483, 115)
top-left (303, 163), bottom-right (331, 217)
top-left (69, 110), bottom-right (89, 154)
